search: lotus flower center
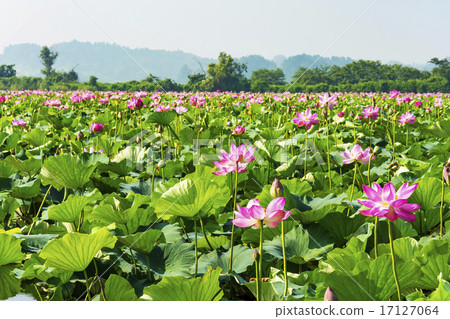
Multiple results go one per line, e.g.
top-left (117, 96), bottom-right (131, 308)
top-left (395, 195), bottom-right (399, 199)
top-left (382, 202), bottom-right (389, 207)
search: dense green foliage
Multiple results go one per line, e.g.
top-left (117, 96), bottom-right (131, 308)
top-left (0, 90), bottom-right (449, 301)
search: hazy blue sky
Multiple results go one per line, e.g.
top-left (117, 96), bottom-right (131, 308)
top-left (2, 0), bottom-right (449, 64)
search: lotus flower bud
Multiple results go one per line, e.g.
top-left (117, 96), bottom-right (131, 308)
top-left (324, 287), bottom-right (339, 301)
top-left (157, 125), bottom-right (163, 133)
top-left (118, 111), bottom-right (122, 119)
top-left (253, 249), bottom-right (260, 262)
top-left (444, 160), bottom-right (450, 187)
top-left (388, 108), bottom-right (393, 115)
top-left (321, 107), bottom-right (328, 119)
top-left (136, 135), bottom-right (141, 144)
top-left (270, 179), bottom-right (284, 198)
top-left (66, 134), bottom-right (70, 141)
top-left (76, 131), bottom-right (84, 141)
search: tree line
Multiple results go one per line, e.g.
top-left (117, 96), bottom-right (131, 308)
top-left (1, 47), bottom-right (449, 93)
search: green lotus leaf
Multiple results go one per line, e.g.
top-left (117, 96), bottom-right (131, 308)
top-left (0, 160), bottom-right (18, 177)
top-left (425, 119), bottom-right (450, 139)
top-left (39, 228), bottom-right (117, 272)
top-left (148, 110), bottom-right (176, 126)
top-left (4, 156), bottom-right (42, 177)
top-left (0, 197), bottom-right (20, 221)
top-left (196, 244), bottom-right (253, 275)
top-left (0, 233), bottom-right (25, 266)
top-left (13, 254), bottom-right (72, 283)
top-left (117, 229), bottom-right (165, 254)
top-left (10, 178), bottom-right (41, 199)
top-left (104, 274), bottom-right (138, 301)
top-left (141, 267), bottom-right (223, 301)
top-left (88, 192), bottom-right (152, 233)
top-left (23, 128), bottom-right (46, 147)
top-left (14, 233), bottom-right (59, 253)
top-left (244, 281), bottom-right (282, 301)
top-left (47, 189), bottom-right (103, 223)
top-left (112, 145), bottom-right (145, 164)
top-left (427, 276), bottom-right (450, 301)
top-left (376, 237), bottom-right (450, 290)
top-left (39, 154), bottom-right (98, 191)
top-left (325, 255), bottom-right (420, 301)
top-left (155, 176), bottom-right (229, 220)
top-left (264, 225), bottom-right (333, 264)
top-left (145, 241), bottom-right (194, 278)
top-left (0, 265), bottom-right (21, 300)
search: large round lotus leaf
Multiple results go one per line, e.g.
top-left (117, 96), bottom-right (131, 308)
top-left (155, 177), bottom-right (229, 220)
top-left (104, 274), bottom-right (138, 301)
top-left (39, 228), bottom-right (117, 272)
top-left (10, 178), bottom-right (41, 199)
top-left (148, 110), bottom-right (176, 126)
top-left (39, 154), bottom-right (98, 191)
top-left (141, 267), bottom-right (223, 301)
top-left (117, 229), bottom-right (165, 254)
top-left (47, 189), bottom-right (102, 223)
top-left (0, 234), bottom-right (25, 266)
top-left (0, 265), bottom-right (21, 300)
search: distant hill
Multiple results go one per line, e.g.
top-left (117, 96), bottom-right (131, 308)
top-left (0, 41), bottom-right (361, 83)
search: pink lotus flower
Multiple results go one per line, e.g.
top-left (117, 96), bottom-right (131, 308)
top-left (337, 111), bottom-right (345, 117)
top-left (398, 111), bottom-right (416, 125)
top-left (292, 108), bottom-right (320, 130)
top-left (357, 182), bottom-right (420, 221)
top-left (0, 96), bottom-right (6, 104)
top-left (154, 104), bottom-right (172, 112)
top-left (340, 145), bottom-right (373, 164)
top-left (362, 106), bottom-right (380, 119)
top-left (213, 143), bottom-right (256, 175)
top-left (70, 95), bottom-right (81, 103)
top-left (414, 101), bottom-right (422, 107)
top-left (319, 93), bottom-right (337, 110)
top-left (99, 98), bottom-right (109, 105)
top-left (12, 118), bottom-right (27, 126)
top-left (233, 126), bottom-right (245, 135)
top-left (83, 146), bottom-right (103, 153)
top-left (175, 105), bottom-right (188, 114)
top-left (90, 123), bottom-right (105, 134)
top-left (232, 198), bottom-right (291, 229)
top-left (127, 97), bottom-right (144, 110)
top-left (434, 98), bottom-right (443, 107)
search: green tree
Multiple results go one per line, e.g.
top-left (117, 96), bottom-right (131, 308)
top-left (250, 68), bottom-right (285, 92)
top-left (185, 73), bottom-right (206, 91)
top-left (0, 64), bottom-right (16, 78)
top-left (202, 52), bottom-right (249, 91)
top-left (39, 46), bottom-right (58, 77)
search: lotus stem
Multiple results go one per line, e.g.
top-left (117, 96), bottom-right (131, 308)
top-left (258, 224), bottom-right (263, 302)
top-left (326, 118), bottom-right (332, 190)
top-left (440, 174), bottom-right (445, 239)
top-left (229, 162), bottom-right (239, 272)
top-left (194, 218), bottom-right (198, 278)
top-left (304, 132), bottom-right (308, 176)
top-left (388, 221), bottom-right (401, 301)
top-left (281, 221), bottom-right (288, 297)
top-left (83, 269), bottom-right (91, 301)
top-left (200, 217), bottom-right (213, 250)
top-left (374, 217), bottom-right (378, 258)
top-left (27, 186), bottom-right (52, 235)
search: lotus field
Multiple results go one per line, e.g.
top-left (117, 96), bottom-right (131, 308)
top-left (1, 90), bottom-right (450, 302)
